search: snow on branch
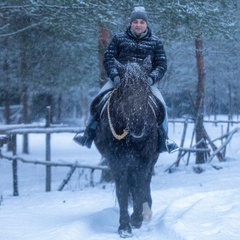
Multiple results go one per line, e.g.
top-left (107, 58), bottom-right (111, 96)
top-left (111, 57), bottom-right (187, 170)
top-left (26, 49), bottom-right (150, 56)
top-left (0, 22), bottom-right (41, 37)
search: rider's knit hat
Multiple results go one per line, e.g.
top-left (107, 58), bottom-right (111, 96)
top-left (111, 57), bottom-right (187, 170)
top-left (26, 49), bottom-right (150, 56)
top-left (130, 6), bottom-right (148, 23)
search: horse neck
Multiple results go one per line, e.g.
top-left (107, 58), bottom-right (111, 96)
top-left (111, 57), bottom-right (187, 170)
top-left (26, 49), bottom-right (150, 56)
top-left (118, 78), bottom-right (149, 103)
top-left (115, 80), bottom-right (151, 131)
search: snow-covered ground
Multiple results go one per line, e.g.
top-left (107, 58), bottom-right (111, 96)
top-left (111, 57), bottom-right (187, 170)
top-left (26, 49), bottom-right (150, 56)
top-left (0, 118), bottom-right (240, 240)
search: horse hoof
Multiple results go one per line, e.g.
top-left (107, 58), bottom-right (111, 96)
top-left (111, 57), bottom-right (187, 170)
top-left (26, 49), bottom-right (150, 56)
top-left (142, 202), bottom-right (152, 222)
top-left (118, 229), bottom-right (133, 238)
top-left (130, 214), bottom-right (143, 229)
top-left (118, 225), bottom-right (133, 238)
top-left (130, 220), bottom-right (142, 229)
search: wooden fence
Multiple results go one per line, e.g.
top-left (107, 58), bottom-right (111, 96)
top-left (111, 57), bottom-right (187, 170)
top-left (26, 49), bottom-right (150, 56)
top-left (0, 117), bottom-right (239, 196)
top-left (0, 124), bottom-right (112, 196)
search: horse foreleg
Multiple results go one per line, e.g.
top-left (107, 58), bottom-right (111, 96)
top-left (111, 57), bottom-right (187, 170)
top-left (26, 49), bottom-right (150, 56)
top-left (143, 169), bottom-right (153, 207)
top-left (114, 170), bottom-right (133, 238)
top-left (142, 168), bottom-right (154, 222)
top-left (129, 170), bottom-right (145, 229)
top-left (130, 168), bottom-right (153, 225)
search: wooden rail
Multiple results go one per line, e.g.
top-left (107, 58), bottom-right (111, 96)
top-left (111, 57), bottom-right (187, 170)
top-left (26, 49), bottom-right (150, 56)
top-left (168, 119), bottom-right (240, 124)
top-left (0, 152), bottom-right (109, 193)
top-left (0, 153), bottom-right (109, 171)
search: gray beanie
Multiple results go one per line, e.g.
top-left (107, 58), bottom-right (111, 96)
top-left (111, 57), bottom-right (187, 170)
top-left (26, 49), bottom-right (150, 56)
top-left (130, 6), bottom-right (148, 23)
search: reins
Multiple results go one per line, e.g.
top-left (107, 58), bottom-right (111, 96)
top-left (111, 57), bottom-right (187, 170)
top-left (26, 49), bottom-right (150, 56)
top-left (107, 88), bottom-right (129, 140)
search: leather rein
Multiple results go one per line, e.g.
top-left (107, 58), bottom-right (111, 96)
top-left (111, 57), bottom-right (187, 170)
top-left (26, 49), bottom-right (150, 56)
top-left (107, 88), bottom-right (129, 140)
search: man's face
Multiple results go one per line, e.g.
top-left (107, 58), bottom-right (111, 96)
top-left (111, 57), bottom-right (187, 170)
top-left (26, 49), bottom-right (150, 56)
top-left (131, 19), bottom-right (147, 36)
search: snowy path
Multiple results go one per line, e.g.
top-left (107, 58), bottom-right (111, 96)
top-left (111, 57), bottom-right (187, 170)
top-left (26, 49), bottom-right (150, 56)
top-left (1, 162), bottom-right (240, 240)
top-left (162, 189), bottom-right (240, 240)
top-left (1, 121), bottom-right (240, 239)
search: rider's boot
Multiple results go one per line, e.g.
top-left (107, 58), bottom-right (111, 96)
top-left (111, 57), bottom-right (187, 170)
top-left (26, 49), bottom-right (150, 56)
top-left (158, 125), bottom-right (179, 153)
top-left (73, 116), bottom-right (98, 149)
top-left (165, 139), bottom-right (179, 153)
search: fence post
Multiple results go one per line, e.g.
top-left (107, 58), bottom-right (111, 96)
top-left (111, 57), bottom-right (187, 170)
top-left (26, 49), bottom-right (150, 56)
top-left (45, 106), bottom-right (51, 192)
top-left (58, 161), bottom-right (78, 191)
top-left (12, 134), bottom-right (19, 196)
top-left (175, 119), bottom-right (188, 167)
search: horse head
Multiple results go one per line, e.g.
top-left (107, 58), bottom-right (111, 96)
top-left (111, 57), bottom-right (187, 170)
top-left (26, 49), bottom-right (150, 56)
top-left (114, 56), bottom-right (152, 87)
top-left (112, 56), bottom-right (154, 138)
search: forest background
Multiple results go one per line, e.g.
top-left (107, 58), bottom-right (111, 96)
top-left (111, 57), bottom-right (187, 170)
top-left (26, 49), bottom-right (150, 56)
top-left (0, 0), bottom-right (239, 126)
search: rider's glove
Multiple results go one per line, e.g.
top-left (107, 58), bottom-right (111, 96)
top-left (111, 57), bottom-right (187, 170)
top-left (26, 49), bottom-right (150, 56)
top-left (147, 77), bottom-right (153, 86)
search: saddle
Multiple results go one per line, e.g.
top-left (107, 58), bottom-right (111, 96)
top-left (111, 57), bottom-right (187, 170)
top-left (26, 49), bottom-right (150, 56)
top-left (90, 89), bottom-right (165, 125)
top-left (148, 94), bottom-right (166, 125)
top-left (90, 89), bottom-right (113, 120)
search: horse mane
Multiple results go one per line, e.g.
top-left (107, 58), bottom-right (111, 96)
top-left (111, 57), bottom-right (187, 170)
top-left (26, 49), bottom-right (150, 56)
top-left (115, 56), bottom-right (152, 87)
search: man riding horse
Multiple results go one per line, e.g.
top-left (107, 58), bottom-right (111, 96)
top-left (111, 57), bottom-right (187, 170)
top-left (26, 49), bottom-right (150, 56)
top-left (74, 6), bottom-right (178, 154)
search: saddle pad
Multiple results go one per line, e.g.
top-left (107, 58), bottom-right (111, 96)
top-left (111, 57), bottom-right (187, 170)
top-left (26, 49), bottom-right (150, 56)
top-left (148, 94), bottom-right (166, 125)
top-left (90, 89), bottom-right (113, 119)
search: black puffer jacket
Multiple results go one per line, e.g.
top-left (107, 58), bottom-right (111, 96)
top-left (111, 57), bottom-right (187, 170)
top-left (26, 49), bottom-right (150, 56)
top-left (103, 26), bottom-right (167, 84)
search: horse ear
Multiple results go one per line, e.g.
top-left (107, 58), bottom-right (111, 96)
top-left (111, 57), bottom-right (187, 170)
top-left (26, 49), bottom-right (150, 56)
top-left (114, 59), bottom-right (124, 74)
top-left (142, 56), bottom-right (152, 73)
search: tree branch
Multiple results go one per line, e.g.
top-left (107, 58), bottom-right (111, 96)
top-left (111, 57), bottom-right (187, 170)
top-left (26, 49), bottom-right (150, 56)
top-left (0, 22), bottom-right (41, 37)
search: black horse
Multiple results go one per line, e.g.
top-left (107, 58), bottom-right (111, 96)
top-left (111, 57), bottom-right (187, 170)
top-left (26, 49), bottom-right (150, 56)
top-left (93, 57), bottom-right (165, 238)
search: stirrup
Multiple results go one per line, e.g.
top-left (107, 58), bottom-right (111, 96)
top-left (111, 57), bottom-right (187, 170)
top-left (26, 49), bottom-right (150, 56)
top-left (73, 133), bottom-right (92, 149)
top-left (166, 139), bottom-right (179, 153)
